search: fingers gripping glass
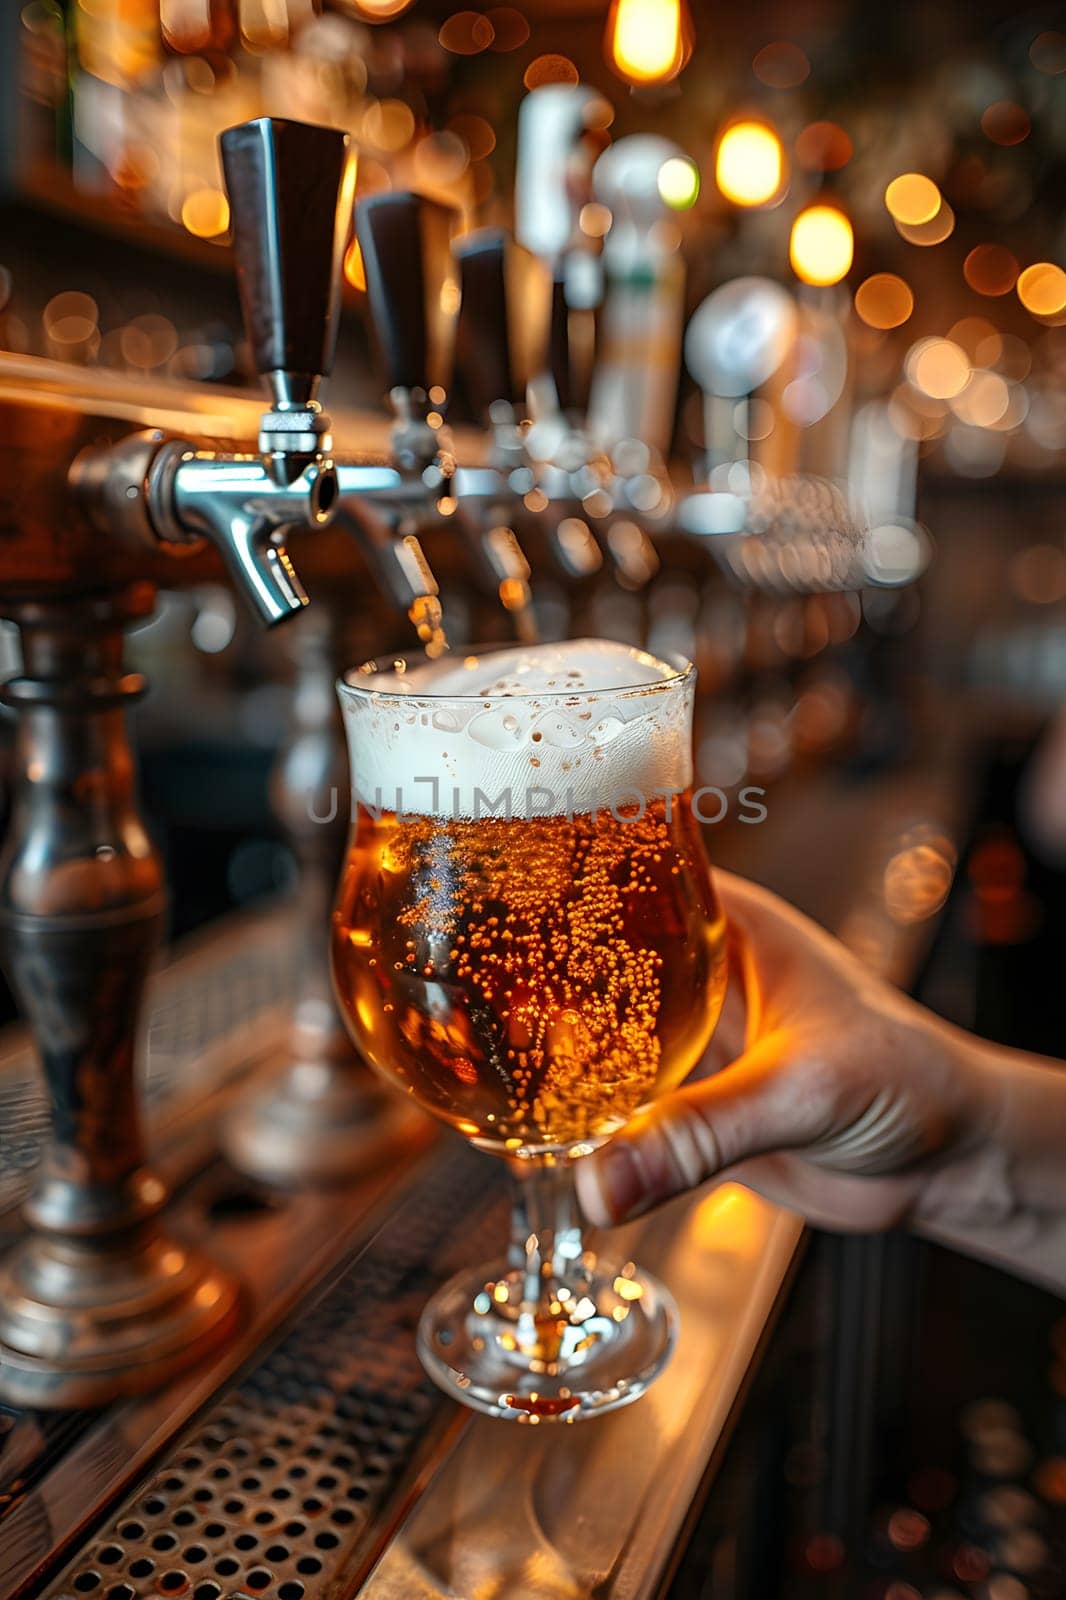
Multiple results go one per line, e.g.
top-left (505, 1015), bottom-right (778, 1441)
top-left (331, 645), bottom-right (727, 1421)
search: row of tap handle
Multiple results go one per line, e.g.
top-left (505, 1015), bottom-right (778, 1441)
top-left (74, 114), bottom-right (591, 639)
top-left (74, 102), bottom-right (901, 640)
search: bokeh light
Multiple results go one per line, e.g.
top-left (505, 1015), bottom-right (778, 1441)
top-left (181, 187), bottom-right (230, 238)
top-left (950, 369), bottom-right (1010, 427)
top-left (414, 131), bottom-right (469, 185)
top-left (883, 844), bottom-right (954, 925)
top-left (447, 113), bottom-right (495, 161)
top-left (523, 53), bottom-right (579, 89)
top-left (855, 274), bottom-right (914, 329)
top-left (658, 156), bottom-right (700, 209)
top-left (438, 11), bottom-right (494, 53)
top-left (947, 317), bottom-right (997, 360)
top-left (980, 100), bottom-right (1031, 146)
top-left (350, 0), bottom-right (414, 18)
top-left (1029, 31), bottom-right (1066, 74)
top-left (984, 333), bottom-right (1031, 381)
top-left (485, 7), bottom-right (529, 50)
top-left (715, 121), bottom-right (783, 206)
top-left (889, 383), bottom-right (945, 441)
top-left (884, 173), bottom-right (941, 226)
top-left (607, 0), bottom-right (689, 85)
top-left (907, 337), bottom-right (971, 400)
top-left (43, 291), bottom-right (98, 334)
top-left (1017, 262), bottom-right (1066, 318)
top-left (789, 204), bottom-right (853, 286)
top-left (964, 244), bottom-right (1019, 296)
top-left (579, 202), bottom-right (612, 237)
top-left (360, 99), bottom-right (415, 152)
top-left (895, 203), bottom-right (955, 246)
top-left (42, 291), bottom-right (100, 362)
top-left (120, 313), bottom-right (179, 371)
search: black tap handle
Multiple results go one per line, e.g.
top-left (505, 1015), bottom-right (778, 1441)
top-left (354, 191), bottom-right (457, 396)
top-left (453, 229), bottom-right (551, 418)
top-left (220, 117), bottom-right (354, 406)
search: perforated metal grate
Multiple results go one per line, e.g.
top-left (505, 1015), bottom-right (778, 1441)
top-left (44, 1140), bottom-right (507, 1600)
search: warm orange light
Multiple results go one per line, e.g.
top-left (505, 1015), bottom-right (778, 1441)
top-left (894, 202), bottom-right (955, 247)
top-left (854, 273), bottom-right (913, 329)
top-left (947, 317), bottom-right (997, 361)
top-left (789, 204), bottom-right (853, 286)
top-left (715, 121), bottom-right (783, 207)
top-left (352, 0), bottom-right (414, 17)
top-left (689, 1183), bottom-right (767, 1254)
top-left (448, 113), bottom-right (496, 161)
top-left (439, 10), bottom-right (494, 53)
top-left (963, 244), bottom-right (1019, 297)
top-left (360, 99), bottom-right (415, 153)
top-left (414, 131), bottom-right (469, 185)
top-left (181, 188), bottom-right (230, 238)
top-left (239, 0), bottom-right (291, 50)
top-left (606, 0), bottom-right (691, 86)
top-left (884, 173), bottom-right (941, 226)
top-left (485, 7), bottom-right (530, 51)
top-left (343, 239), bottom-right (367, 291)
top-left (579, 202), bottom-right (613, 238)
top-left (523, 53), bottom-right (579, 89)
top-left (907, 337), bottom-right (971, 400)
top-left (951, 369), bottom-right (1010, 428)
top-left (1017, 262), bottom-right (1066, 318)
top-left (883, 844), bottom-right (954, 924)
top-left (981, 100), bottom-right (1030, 146)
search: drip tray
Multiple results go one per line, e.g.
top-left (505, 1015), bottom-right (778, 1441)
top-left (21, 1140), bottom-right (509, 1600)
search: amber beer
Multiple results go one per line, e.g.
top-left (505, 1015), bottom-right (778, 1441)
top-left (331, 642), bottom-right (727, 1154)
top-left (332, 792), bottom-right (725, 1150)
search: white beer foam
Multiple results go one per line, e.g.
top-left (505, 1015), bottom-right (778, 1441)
top-left (339, 639), bottom-right (694, 818)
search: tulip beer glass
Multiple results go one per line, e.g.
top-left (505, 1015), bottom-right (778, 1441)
top-left (332, 640), bottom-right (726, 1420)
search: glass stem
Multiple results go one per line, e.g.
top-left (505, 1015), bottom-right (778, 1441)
top-left (507, 1156), bottom-right (589, 1316)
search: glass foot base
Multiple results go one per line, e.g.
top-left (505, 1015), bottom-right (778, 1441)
top-left (417, 1256), bottom-right (677, 1423)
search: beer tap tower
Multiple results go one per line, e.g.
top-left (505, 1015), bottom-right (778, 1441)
top-left (347, 193), bottom-right (537, 640)
top-left (0, 116), bottom-right (356, 1405)
top-left (451, 227), bottom-right (556, 628)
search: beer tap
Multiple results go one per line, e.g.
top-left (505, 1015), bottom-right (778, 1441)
top-left (515, 82), bottom-right (610, 418)
top-left (586, 135), bottom-right (688, 466)
top-left (450, 225), bottom-right (562, 637)
top-left (335, 191), bottom-right (540, 645)
top-left (303, 189), bottom-right (454, 651)
top-left (678, 275), bottom-right (868, 593)
top-left (575, 132), bottom-right (700, 588)
top-left (72, 117), bottom-right (355, 626)
top-left (515, 82), bottom-right (607, 526)
top-left (683, 276), bottom-right (799, 496)
top-left (516, 96), bottom-right (669, 596)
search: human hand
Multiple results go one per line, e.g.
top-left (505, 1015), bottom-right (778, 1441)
top-left (577, 871), bottom-right (1002, 1233)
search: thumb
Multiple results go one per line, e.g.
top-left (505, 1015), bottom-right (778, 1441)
top-left (577, 1032), bottom-right (830, 1225)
